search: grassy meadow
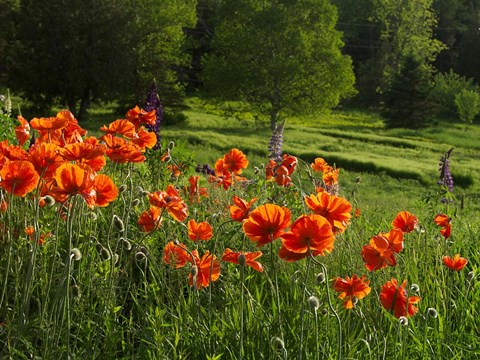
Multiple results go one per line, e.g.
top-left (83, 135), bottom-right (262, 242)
top-left (0, 96), bottom-right (479, 359)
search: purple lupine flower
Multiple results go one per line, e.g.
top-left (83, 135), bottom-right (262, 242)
top-left (144, 81), bottom-right (163, 150)
top-left (268, 122), bottom-right (285, 164)
top-left (438, 148), bottom-right (454, 192)
top-left (195, 164), bottom-right (215, 176)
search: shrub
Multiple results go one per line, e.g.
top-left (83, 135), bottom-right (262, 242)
top-left (454, 89), bottom-right (480, 126)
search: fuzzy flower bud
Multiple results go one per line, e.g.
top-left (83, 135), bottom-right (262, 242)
top-left (70, 248), bottom-right (82, 261)
top-left (399, 316), bottom-right (409, 326)
top-left (316, 272), bottom-right (326, 284)
top-left (427, 307), bottom-right (438, 319)
top-left (238, 253), bottom-right (247, 267)
top-left (43, 195), bottom-right (56, 207)
top-left (307, 296), bottom-right (320, 312)
top-left (119, 184), bottom-right (128, 193)
top-left (113, 215), bottom-right (125, 232)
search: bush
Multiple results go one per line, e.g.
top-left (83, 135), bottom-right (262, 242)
top-left (430, 70), bottom-right (478, 116)
top-left (454, 89), bottom-right (480, 125)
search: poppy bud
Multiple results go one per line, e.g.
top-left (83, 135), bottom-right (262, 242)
top-left (43, 195), bottom-right (56, 207)
top-left (119, 184), bottom-right (128, 193)
top-left (355, 177), bottom-right (361, 184)
top-left (254, 166), bottom-right (260, 175)
top-left (410, 284), bottom-right (420, 293)
top-left (316, 272), bottom-right (326, 284)
top-left (70, 248), bottom-right (82, 261)
top-left (163, 155), bottom-right (171, 163)
top-left (131, 199), bottom-right (141, 207)
top-left (90, 212), bottom-right (98, 221)
top-left (112, 253), bottom-right (119, 265)
top-left (238, 253), bottom-right (247, 267)
top-left (135, 252), bottom-right (147, 263)
top-left (141, 190), bottom-right (150, 197)
top-left (121, 238), bottom-right (132, 251)
top-left (191, 265), bottom-right (198, 277)
top-left (137, 245), bottom-right (149, 257)
top-left (399, 316), bottom-right (409, 326)
top-left (135, 186), bottom-right (144, 194)
top-left (427, 308), bottom-right (438, 319)
top-left (320, 308), bottom-right (328, 316)
top-left (70, 285), bottom-right (81, 299)
top-left (307, 296), bottom-right (320, 312)
top-left (351, 297), bottom-right (359, 307)
top-left (168, 141), bottom-right (175, 151)
top-left (467, 270), bottom-right (476, 281)
top-left (271, 337), bottom-right (285, 351)
top-left (100, 248), bottom-right (111, 261)
top-left (95, 243), bottom-right (104, 253)
top-left (113, 215), bottom-right (125, 232)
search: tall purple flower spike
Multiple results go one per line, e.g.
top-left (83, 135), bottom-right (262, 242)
top-left (144, 81), bottom-right (164, 150)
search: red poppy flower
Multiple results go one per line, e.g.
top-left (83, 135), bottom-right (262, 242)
top-left (242, 204), bottom-right (291, 247)
top-left (311, 157), bottom-right (328, 172)
top-left (126, 106), bottom-right (156, 130)
top-left (50, 163), bottom-right (96, 206)
top-left (56, 110), bottom-right (87, 143)
top-left (265, 159), bottom-right (276, 180)
top-left (434, 214), bottom-right (452, 239)
top-left (380, 279), bottom-right (420, 318)
top-left (93, 174), bottom-right (118, 207)
top-left (274, 165), bottom-right (292, 186)
top-left (222, 248), bottom-right (264, 272)
top-left (0, 140), bottom-right (29, 162)
top-left (148, 185), bottom-right (188, 222)
top-left (185, 176), bottom-right (208, 203)
top-left (280, 214), bottom-right (335, 256)
top-left (189, 251), bottom-right (221, 289)
top-left (354, 208), bottom-right (361, 218)
top-left (163, 241), bottom-right (191, 268)
top-left (229, 195), bottom-right (257, 222)
top-left (30, 116), bottom-right (69, 131)
top-left (281, 154), bottom-right (297, 175)
top-left (221, 148), bottom-right (249, 175)
top-left (60, 142), bottom-right (106, 172)
top-left (15, 116), bottom-right (30, 146)
top-left (188, 219), bottom-right (213, 241)
top-left (360, 229), bottom-right (404, 271)
top-left (443, 254), bottom-right (468, 271)
top-left (100, 119), bottom-right (136, 138)
top-left (392, 211), bottom-right (418, 233)
top-left (28, 143), bottom-right (64, 180)
top-left (138, 206), bottom-right (163, 232)
top-left (304, 192), bottom-right (352, 233)
top-left (130, 128), bottom-right (157, 150)
top-left (0, 160), bottom-right (40, 197)
top-left (333, 275), bottom-right (371, 309)
top-left (102, 134), bottom-right (146, 164)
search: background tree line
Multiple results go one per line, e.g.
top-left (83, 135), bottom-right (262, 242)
top-left (0, 0), bottom-right (479, 127)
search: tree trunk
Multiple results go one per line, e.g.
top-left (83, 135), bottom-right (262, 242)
top-left (78, 87), bottom-right (91, 122)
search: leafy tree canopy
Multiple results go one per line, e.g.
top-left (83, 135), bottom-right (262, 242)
top-left (202, 0), bottom-right (356, 129)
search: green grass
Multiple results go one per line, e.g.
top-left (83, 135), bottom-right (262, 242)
top-left (1, 97), bottom-right (479, 359)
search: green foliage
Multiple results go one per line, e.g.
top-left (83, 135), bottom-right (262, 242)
top-left (382, 55), bottom-right (433, 129)
top-left (202, 0), bottom-right (356, 129)
top-left (430, 70), bottom-right (478, 115)
top-left (454, 89), bottom-right (480, 126)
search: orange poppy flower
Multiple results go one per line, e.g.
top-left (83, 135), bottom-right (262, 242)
top-left (265, 159), bottom-right (276, 180)
top-left (62, 143), bottom-right (105, 172)
top-left (354, 208), bottom-right (361, 218)
top-left (102, 134), bottom-right (146, 164)
top-left (126, 106), bottom-right (156, 130)
top-left (100, 119), bottom-right (136, 138)
top-left (25, 226), bottom-right (51, 245)
top-left (15, 116), bottom-right (30, 146)
top-left (392, 211), bottom-right (418, 233)
top-left (130, 128), bottom-right (157, 150)
top-left (188, 219), bottom-right (213, 241)
top-left (323, 168), bottom-right (339, 187)
top-left (163, 241), bottom-right (191, 268)
top-left (30, 116), bottom-right (69, 131)
top-left (281, 154), bottom-right (297, 175)
top-left (208, 171), bottom-right (233, 190)
top-left (57, 110), bottom-right (87, 143)
top-left (311, 157), bottom-right (328, 172)
top-left (242, 204), bottom-right (291, 247)
top-left (189, 250), bottom-right (221, 289)
top-left (221, 248), bottom-right (263, 272)
top-left (361, 229), bottom-right (404, 271)
top-left (274, 165), bottom-right (292, 187)
top-left (0, 160), bottom-right (40, 197)
top-left (443, 254), bottom-right (468, 271)
top-left (434, 214), bottom-right (452, 239)
top-left (380, 279), bottom-right (420, 318)
top-left (148, 185), bottom-right (188, 222)
top-left (0, 140), bottom-right (29, 162)
top-left (28, 143), bottom-right (64, 180)
top-left (304, 192), bottom-right (352, 233)
top-left (280, 214), bottom-right (335, 256)
top-left (138, 206), bottom-right (163, 232)
top-left (185, 176), bottom-right (208, 203)
top-left (50, 163), bottom-right (96, 206)
top-left (93, 174), bottom-right (118, 207)
top-left (229, 195), bottom-right (257, 222)
top-left (333, 275), bottom-right (371, 309)
top-left (222, 148), bottom-right (249, 174)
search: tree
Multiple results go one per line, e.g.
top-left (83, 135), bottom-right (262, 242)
top-left (382, 55), bottom-right (433, 129)
top-left (202, 0), bottom-right (355, 130)
top-left (7, 0), bottom-right (197, 120)
top-left (455, 89), bottom-right (480, 126)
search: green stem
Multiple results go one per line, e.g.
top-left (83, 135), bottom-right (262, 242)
top-left (298, 254), bottom-right (312, 360)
